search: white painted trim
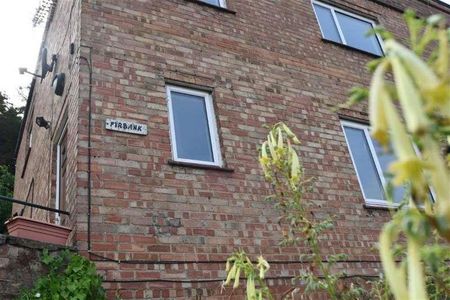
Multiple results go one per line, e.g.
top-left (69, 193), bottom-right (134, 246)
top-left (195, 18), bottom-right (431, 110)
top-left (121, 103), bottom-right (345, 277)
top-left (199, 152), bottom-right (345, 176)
top-left (55, 142), bottom-right (61, 225)
top-left (202, 0), bottom-right (227, 8)
top-left (166, 85), bottom-right (223, 167)
top-left (55, 121), bottom-right (68, 225)
top-left (341, 120), bottom-right (436, 208)
top-left (331, 8), bottom-right (347, 44)
top-left (341, 121), bottom-right (381, 202)
top-left (341, 120), bottom-right (390, 206)
top-left (311, 0), bottom-right (384, 55)
top-left (363, 126), bottom-right (387, 187)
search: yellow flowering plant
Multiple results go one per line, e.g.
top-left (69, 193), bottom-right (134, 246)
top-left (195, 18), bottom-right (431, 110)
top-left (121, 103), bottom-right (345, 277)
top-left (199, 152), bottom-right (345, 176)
top-left (222, 251), bottom-right (271, 300)
top-left (223, 123), bottom-right (366, 299)
top-left (349, 10), bottom-right (450, 300)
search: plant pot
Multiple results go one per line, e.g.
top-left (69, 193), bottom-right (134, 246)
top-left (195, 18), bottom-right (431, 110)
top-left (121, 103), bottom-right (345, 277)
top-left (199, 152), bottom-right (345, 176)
top-left (5, 216), bottom-right (71, 246)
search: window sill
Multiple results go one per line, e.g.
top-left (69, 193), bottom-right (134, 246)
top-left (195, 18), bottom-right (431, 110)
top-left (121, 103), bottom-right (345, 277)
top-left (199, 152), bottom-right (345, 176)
top-left (185, 0), bottom-right (236, 14)
top-left (168, 159), bottom-right (234, 172)
top-left (321, 38), bottom-right (383, 58)
top-left (363, 203), bottom-right (399, 211)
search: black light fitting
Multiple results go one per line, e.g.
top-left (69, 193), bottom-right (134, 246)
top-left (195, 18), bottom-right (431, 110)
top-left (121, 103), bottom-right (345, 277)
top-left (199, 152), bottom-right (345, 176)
top-left (35, 116), bottom-right (51, 129)
top-left (52, 73), bottom-right (66, 96)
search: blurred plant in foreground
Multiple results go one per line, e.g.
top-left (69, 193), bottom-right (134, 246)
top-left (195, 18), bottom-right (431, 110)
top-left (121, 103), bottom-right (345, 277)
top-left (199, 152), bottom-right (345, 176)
top-left (349, 10), bottom-right (450, 300)
top-left (223, 9), bottom-right (450, 300)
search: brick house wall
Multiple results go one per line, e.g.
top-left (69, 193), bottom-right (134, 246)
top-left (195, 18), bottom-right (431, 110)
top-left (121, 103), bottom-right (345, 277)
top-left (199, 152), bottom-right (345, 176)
top-left (13, 0), bottom-right (449, 298)
top-left (14, 0), bottom-right (81, 242)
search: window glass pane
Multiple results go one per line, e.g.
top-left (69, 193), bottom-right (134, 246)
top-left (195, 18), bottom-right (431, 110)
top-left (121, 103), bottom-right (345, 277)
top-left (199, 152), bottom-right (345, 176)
top-left (201, 0), bottom-right (221, 6)
top-left (335, 12), bottom-right (382, 55)
top-left (344, 126), bottom-right (385, 200)
top-left (371, 139), bottom-right (405, 203)
top-left (171, 91), bottom-right (214, 162)
top-left (313, 4), bottom-right (342, 43)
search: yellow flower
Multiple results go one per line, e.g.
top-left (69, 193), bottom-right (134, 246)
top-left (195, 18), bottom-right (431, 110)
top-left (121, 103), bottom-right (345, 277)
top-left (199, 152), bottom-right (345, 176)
top-left (246, 276), bottom-right (256, 299)
top-left (435, 28), bottom-right (449, 78)
top-left (386, 39), bottom-right (450, 120)
top-left (277, 127), bottom-right (284, 149)
top-left (282, 123), bottom-right (301, 144)
top-left (385, 40), bottom-right (439, 91)
top-left (224, 264), bottom-right (236, 286)
top-left (383, 90), bottom-right (417, 160)
top-left (257, 256), bottom-right (270, 279)
top-left (423, 82), bottom-right (450, 117)
top-left (233, 266), bottom-right (241, 288)
top-left (391, 55), bottom-right (430, 135)
top-left (369, 60), bottom-right (390, 146)
top-left (290, 148), bottom-right (300, 188)
top-left (268, 132), bottom-right (277, 160)
top-left (389, 158), bottom-right (430, 186)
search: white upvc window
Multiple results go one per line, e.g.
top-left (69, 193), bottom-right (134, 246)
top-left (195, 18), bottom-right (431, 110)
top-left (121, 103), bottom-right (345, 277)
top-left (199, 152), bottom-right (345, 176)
top-left (312, 1), bottom-right (384, 56)
top-left (341, 120), bottom-right (405, 208)
top-left (201, 0), bottom-right (227, 8)
top-left (166, 85), bottom-right (222, 167)
top-left (55, 122), bottom-right (68, 225)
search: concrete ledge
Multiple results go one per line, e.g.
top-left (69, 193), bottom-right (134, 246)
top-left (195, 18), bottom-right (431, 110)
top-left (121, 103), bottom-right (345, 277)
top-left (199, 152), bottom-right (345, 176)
top-left (0, 234), bottom-right (73, 251)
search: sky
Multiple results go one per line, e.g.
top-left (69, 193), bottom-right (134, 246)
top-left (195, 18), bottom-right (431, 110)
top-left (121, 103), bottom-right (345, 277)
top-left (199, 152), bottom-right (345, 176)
top-left (0, 1), bottom-right (44, 107)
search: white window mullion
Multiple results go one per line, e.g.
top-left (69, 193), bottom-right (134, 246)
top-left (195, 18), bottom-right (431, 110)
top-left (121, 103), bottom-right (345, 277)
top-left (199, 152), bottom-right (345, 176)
top-left (166, 86), bottom-right (179, 161)
top-left (341, 123), bottom-right (371, 201)
top-left (330, 8), bottom-right (347, 45)
top-left (54, 121), bottom-right (68, 225)
top-left (55, 143), bottom-right (61, 225)
top-left (363, 128), bottom-right (387, 188)
top-left (341, 120), bottom-right (389, 206)
top-left (205, 93), bottom-right (222, 166)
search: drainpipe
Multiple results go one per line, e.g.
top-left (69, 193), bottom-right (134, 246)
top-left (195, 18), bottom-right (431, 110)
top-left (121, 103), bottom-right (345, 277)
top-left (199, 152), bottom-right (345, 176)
top-left (79, 45), bottom-right (92, 251)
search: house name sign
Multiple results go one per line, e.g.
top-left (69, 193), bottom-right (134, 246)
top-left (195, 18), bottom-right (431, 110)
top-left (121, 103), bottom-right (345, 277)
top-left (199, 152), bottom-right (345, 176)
top-left (105, 118), bottom-right (148, 135)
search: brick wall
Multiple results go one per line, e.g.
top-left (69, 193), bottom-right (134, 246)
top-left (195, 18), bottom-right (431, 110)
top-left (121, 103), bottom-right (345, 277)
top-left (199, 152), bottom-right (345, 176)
top-left (13, 0), bottom-right (81, 242)
top-left (77, 0), bottom-right (448, 298)
top-left (13, 0), bottom-right (449, 298)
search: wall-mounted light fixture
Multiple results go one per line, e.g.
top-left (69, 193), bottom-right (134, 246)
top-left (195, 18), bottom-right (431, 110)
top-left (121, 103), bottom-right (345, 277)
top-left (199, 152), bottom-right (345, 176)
top-left (19, 67), bottom-right (43, 78)
top-left (19, 48), bottom-right (57, 80)
top-left (35, 116), bottom-right (51, 129)
top-left (52, 73), bottom-right (65, 96)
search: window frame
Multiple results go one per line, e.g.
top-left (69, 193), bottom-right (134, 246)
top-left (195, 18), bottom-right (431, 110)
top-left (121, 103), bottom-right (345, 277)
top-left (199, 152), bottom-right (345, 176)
top-left (312, 0), bottom-right (384, 56)
top-left (200, 0), bottom-right (227, 8)
top-left (341, 120), bottom-right (395, 208)
top-left (166, 85), bottom-right (223, 167)
top-left (55, 121), bottom-right (68, 225)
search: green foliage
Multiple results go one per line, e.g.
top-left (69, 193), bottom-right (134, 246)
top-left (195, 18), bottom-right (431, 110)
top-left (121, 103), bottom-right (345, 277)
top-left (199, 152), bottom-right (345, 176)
top-left (0, 91), bottom-right (23, 173)
top-left (0, 165), bottom-right (14, 197)
top-left (0, 164), bottom-right (14, 233)
top-left (18, 249), bottom-right (106, 300)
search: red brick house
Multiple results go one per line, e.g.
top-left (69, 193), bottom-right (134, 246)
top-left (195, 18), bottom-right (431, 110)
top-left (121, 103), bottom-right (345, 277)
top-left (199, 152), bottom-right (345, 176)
top-left (12, 0), bottom-right (449, 298)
